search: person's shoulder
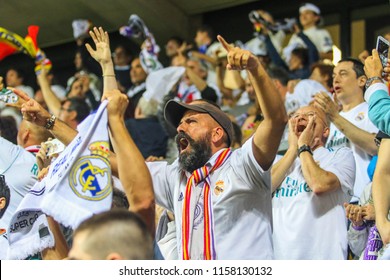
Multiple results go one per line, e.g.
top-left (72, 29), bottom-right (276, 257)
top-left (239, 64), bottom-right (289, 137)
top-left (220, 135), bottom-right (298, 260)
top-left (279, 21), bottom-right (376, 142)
top-left (328, 146), bottom-right (354, 156)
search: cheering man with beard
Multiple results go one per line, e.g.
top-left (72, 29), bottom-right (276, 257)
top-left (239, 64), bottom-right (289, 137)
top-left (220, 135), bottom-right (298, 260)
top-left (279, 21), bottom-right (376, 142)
top-left (104, 35), bottom-right (287, 260)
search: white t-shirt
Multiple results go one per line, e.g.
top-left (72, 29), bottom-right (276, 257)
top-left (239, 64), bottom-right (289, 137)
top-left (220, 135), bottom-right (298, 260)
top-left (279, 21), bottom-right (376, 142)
top-left (0, 137), bottom-right (38, 227)
top-left (283, 26), bottom-right (333, 63)
top-left (326, 102), bottom-right (378, 202)
top-left (272, 146), bottom-right (355, 259)
top-left (147, 137), bottom-right (274, 259)
top-left (245, 30), bottom-right (286, 55)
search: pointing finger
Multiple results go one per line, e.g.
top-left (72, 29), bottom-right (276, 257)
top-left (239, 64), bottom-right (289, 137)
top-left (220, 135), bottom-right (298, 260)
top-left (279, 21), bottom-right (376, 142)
top-left (10, 87), bottom-right (30, 101)
top-left (217, 35), bottom-right (232, 51)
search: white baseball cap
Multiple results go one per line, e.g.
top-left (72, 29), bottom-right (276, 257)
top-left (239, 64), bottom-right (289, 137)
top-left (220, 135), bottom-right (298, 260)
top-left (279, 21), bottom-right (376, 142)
top-left (299, 3), bottom-right (321, 15)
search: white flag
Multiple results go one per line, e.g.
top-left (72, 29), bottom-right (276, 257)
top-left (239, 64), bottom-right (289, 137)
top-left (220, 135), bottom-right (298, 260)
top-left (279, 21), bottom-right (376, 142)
top-left (42, 101), bottom-right (112, 229)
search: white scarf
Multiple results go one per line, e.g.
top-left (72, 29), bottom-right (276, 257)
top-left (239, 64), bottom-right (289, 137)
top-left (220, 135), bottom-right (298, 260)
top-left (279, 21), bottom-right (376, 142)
top-left (7, 180), bottom-right (53, 260)
top-left (41, 101), bottom-right (112, 229)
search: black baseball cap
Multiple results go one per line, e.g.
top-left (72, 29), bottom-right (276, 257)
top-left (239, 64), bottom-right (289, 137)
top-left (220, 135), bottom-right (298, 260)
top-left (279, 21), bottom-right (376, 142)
top-left (164, 100), bottom-right (233, 146)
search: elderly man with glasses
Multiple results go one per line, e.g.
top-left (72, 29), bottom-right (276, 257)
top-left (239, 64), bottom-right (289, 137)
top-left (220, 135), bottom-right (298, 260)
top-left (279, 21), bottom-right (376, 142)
top-left (271, 105), bottom-right (356, 259)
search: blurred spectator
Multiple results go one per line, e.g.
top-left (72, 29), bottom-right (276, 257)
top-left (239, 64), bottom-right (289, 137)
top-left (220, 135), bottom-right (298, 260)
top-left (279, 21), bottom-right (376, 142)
top-left (125, 57), bottom-right (148, 119)
top-left (192, 25), bottom-right (221, 85)
top-left (283, 3), bottom-right (333, 62)
top-left (165, 36), bottom-right (184, 65)
top-left (5, 68), bottom-right (34, 98)
top-left (125, 97), bottom-right (168, 158)
top-left (112, 44), bottom-right (133, 92)
top-left (0, 116), bottom-right (18, 144)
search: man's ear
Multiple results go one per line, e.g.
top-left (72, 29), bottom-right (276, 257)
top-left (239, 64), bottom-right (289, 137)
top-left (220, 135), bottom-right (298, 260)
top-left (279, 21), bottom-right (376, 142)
top-left (323, 126), bottom-right (330, 139)
top-left (21, 129), bottom-right (30, 146)
top-left (212, 127), bottom-right (225, 144)
top-left (358, 75), bottom-right (367, 88)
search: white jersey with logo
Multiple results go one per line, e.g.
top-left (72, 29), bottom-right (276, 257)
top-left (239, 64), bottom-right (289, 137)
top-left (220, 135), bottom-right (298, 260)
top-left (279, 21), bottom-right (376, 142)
top-left (272, 146), bottom-right (355, 259)
top-left (325, 102), bottom-right (378, 202)
top-left (147, 137), bottom-right (273, 259)
top-left (0, 137), bottom-right (38, 227)
top-left (285, 26), bottom-right (333, 54)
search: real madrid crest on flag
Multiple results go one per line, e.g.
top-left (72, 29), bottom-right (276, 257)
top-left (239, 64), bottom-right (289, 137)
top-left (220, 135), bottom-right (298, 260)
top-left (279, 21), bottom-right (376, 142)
top-left (69, 141), bottom-right (111, 201)
top-left (41, 101), bottom-right (112, 229)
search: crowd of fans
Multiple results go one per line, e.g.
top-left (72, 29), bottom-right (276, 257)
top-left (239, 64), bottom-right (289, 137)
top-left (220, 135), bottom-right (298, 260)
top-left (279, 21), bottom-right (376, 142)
top-left (0, 2), bottom-right (390, 260)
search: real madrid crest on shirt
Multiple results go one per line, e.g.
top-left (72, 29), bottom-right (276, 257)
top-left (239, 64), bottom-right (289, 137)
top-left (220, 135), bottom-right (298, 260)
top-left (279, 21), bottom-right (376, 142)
top-left (70, 141), bottom-right (111, 201)
top-left (355, 112), bottom-right (365, 121)
top-left (214, 180), bottom-right (225, 196)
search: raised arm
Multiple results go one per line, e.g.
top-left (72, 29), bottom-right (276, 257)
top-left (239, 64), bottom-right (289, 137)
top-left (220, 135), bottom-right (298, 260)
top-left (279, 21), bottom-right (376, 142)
top-left (271, 120), bottom-right (297, 192)
top-left (102, 89), bottom-right (155, 236)
top-left (218, 35), bottom-right (287, 170)
top-left (13, 88), bottom-right (77, 145)
top-left (85, 27), bottom-right (118, 92)
top-left (314, 91), bottom-right (378, 156)
top-left (36, 68), bottom-right (62, 116)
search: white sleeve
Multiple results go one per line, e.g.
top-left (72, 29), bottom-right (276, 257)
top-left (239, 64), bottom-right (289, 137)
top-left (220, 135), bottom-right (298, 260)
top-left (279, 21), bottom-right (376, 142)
top-left (0, 137), bottom-right (21, 172)
top-left (322, 147), bottom-right (356, 195)
top-left (146, 160), bottom-right (178, 212)
top-left (230, 136), bottom-right (270, 190)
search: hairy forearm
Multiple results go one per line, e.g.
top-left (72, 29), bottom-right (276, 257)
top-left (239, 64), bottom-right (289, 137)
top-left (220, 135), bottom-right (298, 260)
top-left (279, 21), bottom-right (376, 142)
top-left (332, 113), bottom-right (378, 156)
top-left (249, 64), bottom-right (288, 169)
top-left (50, 119), bottom-right (78, 145)
top-left (108, 116), bottom-right (155, 235)
top-left (271, 148), bottom-right (296, 192)
top-left (300, 151), bottom-right (340, 194)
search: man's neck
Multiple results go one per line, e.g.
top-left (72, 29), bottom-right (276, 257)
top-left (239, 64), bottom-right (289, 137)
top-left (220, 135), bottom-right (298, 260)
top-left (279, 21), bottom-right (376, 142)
top-left (341, 97), bottom-right (365, 112)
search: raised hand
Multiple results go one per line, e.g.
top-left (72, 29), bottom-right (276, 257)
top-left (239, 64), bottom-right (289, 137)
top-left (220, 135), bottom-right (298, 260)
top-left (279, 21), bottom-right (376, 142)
top-left (313, 91), bottom-right (340, 121)
top-left (102, 89), bottom-right (129, 121)
top-left (36, 139), bottom-right (53, 171)
top-left (85, 27), bottom-right (112, 65)
top-left (12, 87), bottom-right (51, 127)
top-left (297, 114), bottom-right (317, 148)
top-left (217, 35), bottom-right (259, 71)
top-left (364, 49), bottom-right (384, 79)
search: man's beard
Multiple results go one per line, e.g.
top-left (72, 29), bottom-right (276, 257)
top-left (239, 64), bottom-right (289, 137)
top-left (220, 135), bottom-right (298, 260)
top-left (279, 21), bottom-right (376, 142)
top-left (176, 131), bottom-right (212, 173)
